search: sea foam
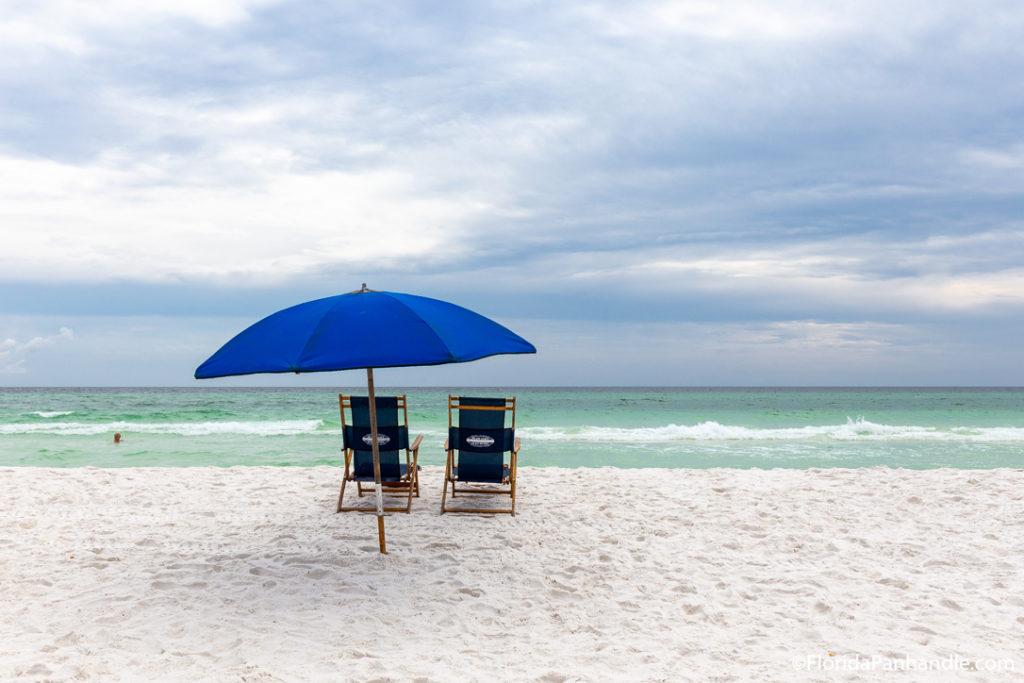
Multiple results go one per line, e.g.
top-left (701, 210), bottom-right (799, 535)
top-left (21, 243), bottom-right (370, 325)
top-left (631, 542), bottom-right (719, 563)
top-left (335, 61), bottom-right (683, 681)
top-left (7, 417), bottom-right (1023, 443)
top-left (519, 418), bottom-right (1024, 443)
top-left (0, 420), bottom-right (325, 437)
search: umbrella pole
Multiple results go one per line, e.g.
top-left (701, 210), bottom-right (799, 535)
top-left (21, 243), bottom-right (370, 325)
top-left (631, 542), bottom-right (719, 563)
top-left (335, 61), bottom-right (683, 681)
top-left (366, 367), bottom-right (387, 554)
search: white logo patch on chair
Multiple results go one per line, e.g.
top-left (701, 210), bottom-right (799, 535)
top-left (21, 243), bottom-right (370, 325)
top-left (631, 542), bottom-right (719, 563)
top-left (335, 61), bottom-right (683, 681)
top-left (362, 433), bottom-right (391, 447)
top-left (466, 434), bottom-right (496, 448)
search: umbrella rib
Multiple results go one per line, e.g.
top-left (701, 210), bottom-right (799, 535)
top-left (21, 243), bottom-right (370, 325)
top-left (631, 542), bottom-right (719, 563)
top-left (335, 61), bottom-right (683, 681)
top-left (386, 294), bottom-right (458, 364)
top-left (292, 292), bottom-right (456, 371)
top-left (295, 309), bottom-right (333, 371)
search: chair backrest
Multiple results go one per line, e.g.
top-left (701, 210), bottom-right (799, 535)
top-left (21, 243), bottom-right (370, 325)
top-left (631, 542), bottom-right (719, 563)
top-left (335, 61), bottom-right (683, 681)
top-left (340, 395), bottom-right (411, 480)
top-left (448, 396), bottom-right (516, 483)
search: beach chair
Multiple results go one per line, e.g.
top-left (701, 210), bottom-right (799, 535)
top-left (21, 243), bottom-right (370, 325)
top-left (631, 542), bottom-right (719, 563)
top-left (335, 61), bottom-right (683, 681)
top-left (441, 396), bottom-right (520, 515)
top-left (337, 394), bottom-right (422, 513)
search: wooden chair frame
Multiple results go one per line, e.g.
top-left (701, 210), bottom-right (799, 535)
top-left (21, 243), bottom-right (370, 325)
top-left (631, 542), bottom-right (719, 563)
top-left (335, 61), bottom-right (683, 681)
top-left (337, 394), bottom-right (422, 514)
top-left (441, 395), bottom-right (520, 516)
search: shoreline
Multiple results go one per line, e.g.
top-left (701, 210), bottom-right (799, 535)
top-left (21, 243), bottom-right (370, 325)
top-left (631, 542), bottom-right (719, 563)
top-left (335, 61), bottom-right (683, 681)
top-left (3, 465), bottom-right (1022, 681)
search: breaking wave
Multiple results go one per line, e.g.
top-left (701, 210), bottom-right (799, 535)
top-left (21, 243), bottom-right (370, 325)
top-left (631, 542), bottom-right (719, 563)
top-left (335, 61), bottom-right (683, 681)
top-left (5, 417), bottom-right (1024, 443)
top-left (519, 418), bottom-right (1024, 443)
top-left (0, 420), bottom-right (326, 437)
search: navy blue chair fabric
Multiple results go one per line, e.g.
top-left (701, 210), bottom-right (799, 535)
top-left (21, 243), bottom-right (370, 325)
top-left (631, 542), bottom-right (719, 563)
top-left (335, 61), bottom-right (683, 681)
top-left (343, 396), bottom-right (409, 482)
top-left (449, 397), bottom-right (514, 484)
top-left (338, 394), bottom-right (422, 514)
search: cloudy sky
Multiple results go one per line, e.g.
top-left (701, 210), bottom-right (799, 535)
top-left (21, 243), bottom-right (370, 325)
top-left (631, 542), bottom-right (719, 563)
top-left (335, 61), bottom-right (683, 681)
top-left (2, 0), bottom-right (1023, 386)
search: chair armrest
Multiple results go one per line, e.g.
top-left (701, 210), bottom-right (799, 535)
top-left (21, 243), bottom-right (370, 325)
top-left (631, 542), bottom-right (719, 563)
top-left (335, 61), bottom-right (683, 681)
top-left (444, 438), bottom-right (450, 450)
top-left (513, 437), bottom-right (521, 454)
top-left (410, 434), bottom-right (423, 452)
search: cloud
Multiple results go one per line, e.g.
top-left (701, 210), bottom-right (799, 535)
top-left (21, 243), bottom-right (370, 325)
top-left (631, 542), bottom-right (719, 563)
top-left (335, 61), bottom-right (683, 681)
top-left (0, 314), bottom-right (984, 386)
top-left (0, 150), bottom-right (494, 284)
top-left (577, 0), bottom-right (845, 42)
top-left (498, 223), bottom-right (1024, 321)
top-left (961, 144), bottom-right (1024, 170)
top-left (1, 0), bottom-right (279, 51)
top-left (2, 1), bottom-right (1024, 384)
top-left (0, 327), bottom-right (74, 374)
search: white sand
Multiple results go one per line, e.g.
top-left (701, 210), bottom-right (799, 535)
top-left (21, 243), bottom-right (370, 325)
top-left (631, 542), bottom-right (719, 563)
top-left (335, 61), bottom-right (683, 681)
top-left (2, 465), bottom-right (1022, 682)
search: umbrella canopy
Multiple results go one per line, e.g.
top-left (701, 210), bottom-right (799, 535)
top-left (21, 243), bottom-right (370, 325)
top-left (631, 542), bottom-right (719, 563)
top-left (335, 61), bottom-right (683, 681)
top-left (195, 288), bottom-right (535, 378)
top-left (194, 286), bottom-right (536, 553)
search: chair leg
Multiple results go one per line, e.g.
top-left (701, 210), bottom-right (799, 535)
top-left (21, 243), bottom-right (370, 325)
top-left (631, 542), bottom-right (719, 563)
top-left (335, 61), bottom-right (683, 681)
top-left (337, 476), bottom-right (348, 513)
top-left (338, 451), bottom-right (353, 513)
top-left (405, 473), bottom-right (414, 513)
top-left (412, 452), bottom-right (420, 497)
top-left (440, 457), bottom-right (451, 514)
top-left (510, 453), bottom-right (517, 516)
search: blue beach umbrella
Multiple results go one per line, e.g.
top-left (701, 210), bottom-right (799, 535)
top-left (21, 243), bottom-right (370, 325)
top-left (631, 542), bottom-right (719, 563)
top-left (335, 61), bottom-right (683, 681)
top-left (194, 285), bottom-right (536, 553)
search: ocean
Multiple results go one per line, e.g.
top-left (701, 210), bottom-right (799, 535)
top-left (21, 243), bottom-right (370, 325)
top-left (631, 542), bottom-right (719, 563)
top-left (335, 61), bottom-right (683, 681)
top-left (1, 387), bottom-right (1022, 469)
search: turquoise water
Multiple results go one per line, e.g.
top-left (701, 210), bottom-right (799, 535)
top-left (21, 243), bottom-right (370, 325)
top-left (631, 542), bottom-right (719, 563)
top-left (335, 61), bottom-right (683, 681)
top-left (1, 387), bottom-right (1023, 469)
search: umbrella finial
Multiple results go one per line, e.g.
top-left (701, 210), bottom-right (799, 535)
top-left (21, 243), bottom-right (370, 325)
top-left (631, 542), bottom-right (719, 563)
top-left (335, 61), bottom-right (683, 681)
top-left (351, 283), bottom-right (376, 294)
